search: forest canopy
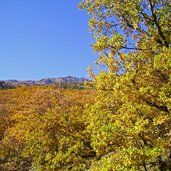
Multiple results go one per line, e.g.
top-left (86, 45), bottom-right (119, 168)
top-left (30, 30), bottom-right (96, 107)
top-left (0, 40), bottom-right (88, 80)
top-left (0, 0), bottom-right (170, 171)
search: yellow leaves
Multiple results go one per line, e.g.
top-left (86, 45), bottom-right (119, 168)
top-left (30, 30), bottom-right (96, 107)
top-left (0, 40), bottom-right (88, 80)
top-left (154, 47), bottom-right (171, 72)
top-left (0, 0), bottom-right (170, 169)
top-left (153, 115), bottom-right (170, 126)
top-left (84, 50), bottom-right (171, 168)
top-left (96, 75), bottom-right (113, 90)
top-left (0, 85), bottom-right (96, 170)
top-left (77, 0), bottom-right (171, 170)
top-left (92, 36), bottom-right (108, 52)
top-left (108, 34), bottom-right (125, 50)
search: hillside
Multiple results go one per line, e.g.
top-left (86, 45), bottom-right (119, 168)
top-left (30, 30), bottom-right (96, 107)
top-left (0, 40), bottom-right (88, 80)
top-left (0, 76), bottom-right (89, 89)
top-left (0, 85), bottom-right (96, 171)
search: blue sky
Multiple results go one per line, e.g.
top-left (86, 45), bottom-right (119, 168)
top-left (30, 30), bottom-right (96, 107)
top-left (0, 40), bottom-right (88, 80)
top-left (0, 0), bottom-right (97, 80)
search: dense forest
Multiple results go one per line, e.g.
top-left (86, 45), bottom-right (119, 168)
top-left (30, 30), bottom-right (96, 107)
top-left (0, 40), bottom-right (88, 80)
top-left (0, 0), bottom-right (171, 170)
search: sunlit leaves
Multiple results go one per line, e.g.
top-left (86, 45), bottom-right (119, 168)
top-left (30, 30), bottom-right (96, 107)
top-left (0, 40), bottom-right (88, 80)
top-left (79, 0), bottom-right (171, 170)
top-left (0, 86), bottom-right (96, 171)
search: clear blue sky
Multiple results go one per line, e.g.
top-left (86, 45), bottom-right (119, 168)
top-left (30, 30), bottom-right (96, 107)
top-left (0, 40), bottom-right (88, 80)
top-left (0, 0), bottom-right (97, 80)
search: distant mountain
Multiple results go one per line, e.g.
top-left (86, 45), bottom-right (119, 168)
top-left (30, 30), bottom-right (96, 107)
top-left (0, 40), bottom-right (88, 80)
top-left (1, 76), bottom-right (89, 88)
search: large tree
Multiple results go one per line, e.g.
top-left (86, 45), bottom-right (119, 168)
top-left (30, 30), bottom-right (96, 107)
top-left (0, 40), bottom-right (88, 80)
top-left (79, 0), bottom-right (171, 170)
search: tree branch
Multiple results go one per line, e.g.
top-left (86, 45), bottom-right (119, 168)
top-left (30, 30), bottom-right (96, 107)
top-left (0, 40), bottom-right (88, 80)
top-left (121, 46), bottom-right (152, 51)
top-left (148, 0), bottom-right (169, 47)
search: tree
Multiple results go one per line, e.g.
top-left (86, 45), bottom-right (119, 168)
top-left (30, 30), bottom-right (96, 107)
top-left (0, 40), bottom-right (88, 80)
top-left (79, 0), bottom-right (171, 170)
top-left (0, 86), bottom-right (96, 171)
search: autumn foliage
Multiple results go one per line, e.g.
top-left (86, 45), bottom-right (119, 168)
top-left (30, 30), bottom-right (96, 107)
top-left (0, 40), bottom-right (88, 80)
top-left (0, 0), bottom-right (171, 170)
top-left (79, 0), bottom-right (171, 170)
top-left (0, 86), bottom-right (96, 171)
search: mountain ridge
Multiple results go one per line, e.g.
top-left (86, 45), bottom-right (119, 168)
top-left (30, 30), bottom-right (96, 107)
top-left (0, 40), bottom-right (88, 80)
top-left (1, 76), bottom-right (89, 87)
